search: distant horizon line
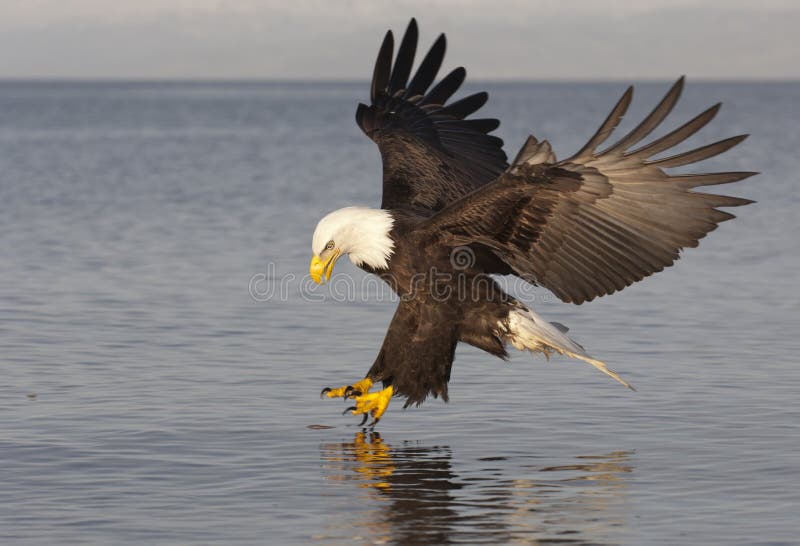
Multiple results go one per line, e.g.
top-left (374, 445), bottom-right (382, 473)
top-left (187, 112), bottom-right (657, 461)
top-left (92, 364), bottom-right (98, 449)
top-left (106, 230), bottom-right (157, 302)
top-left (0, 76), bottom-right (797, 84)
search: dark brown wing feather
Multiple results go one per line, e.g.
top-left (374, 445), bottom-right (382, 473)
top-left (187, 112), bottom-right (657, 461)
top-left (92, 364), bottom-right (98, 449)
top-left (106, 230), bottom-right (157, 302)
top-left (356, 18), bottom-right (508, 212)
top-left (421, 78), bottom-right (756, 304)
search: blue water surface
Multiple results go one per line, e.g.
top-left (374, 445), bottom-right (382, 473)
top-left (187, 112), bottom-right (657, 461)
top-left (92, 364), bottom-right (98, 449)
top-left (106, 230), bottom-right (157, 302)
top-left (0, 80), bottom-right (797, 545)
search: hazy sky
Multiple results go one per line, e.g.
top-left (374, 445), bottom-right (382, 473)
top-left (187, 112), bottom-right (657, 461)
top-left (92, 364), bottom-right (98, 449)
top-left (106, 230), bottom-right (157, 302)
top-left (0, 0), bottom-right (797, 80)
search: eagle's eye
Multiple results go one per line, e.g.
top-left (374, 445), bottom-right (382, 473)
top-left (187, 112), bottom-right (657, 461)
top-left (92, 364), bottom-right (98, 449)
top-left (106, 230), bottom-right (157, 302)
top-left (325, 240), bottom-right (335, 250)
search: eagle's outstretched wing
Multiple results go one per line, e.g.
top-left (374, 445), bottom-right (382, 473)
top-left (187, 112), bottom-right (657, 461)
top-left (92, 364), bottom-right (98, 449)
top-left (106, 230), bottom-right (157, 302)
top-left (356, 18), bottom-right (508, 212)
top-left (421, 78), bottom-right (756, 304)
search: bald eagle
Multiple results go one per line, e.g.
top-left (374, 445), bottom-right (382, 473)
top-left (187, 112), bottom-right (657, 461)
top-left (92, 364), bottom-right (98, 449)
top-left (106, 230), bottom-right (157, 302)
top-left (311, 19), bottom-right (754, 426)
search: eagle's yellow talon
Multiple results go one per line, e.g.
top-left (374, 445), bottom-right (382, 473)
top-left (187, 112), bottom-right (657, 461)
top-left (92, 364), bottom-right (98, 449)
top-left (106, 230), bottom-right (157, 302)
top-left (349, 386), bottom-right (394, 423)
top-left (321, 377), bottom-right (373, 399)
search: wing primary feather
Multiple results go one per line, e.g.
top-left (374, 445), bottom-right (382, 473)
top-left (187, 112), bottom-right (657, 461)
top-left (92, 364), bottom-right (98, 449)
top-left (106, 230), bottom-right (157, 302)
top-left (692, 192), bottom-right (755, 207)
top-left (371, 30), bottom-right (394, 102)
top-left (406, 33), bottom-right (446, 97)
top-left (603, 76), bottom-right (684, 155)
top-left (388, 18), bottom-right (418, 94)
top-left (422, 67), bottom-right (466, 106)
top-left (672, 171), bottom-right (758, 188)
top-left (631, 103), bottom-right (721, 158)
top-left (570, 86), bottom-right (633, 160)
top-left (648, 134), bottom-right (749, 167)
top-left (438, 92), bottom-right (489, 119)
top-left (438, 118), bottom-right (500, 134)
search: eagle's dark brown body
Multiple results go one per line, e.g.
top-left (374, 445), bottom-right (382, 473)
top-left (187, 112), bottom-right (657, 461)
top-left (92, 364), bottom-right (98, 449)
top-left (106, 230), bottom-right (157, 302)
top-left (363, 213), bottom-right (515, 404)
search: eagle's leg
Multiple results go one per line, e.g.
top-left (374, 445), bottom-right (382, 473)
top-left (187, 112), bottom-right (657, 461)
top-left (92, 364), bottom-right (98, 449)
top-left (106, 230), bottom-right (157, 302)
top-left (320, 377), bottom-right (373, 400)
top-left (345, 385), bottom-right (394, 427)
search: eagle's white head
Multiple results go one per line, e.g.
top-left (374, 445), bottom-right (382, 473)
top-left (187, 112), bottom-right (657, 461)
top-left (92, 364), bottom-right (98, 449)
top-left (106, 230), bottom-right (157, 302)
top-left (309, 206), bottom-right (395, 283)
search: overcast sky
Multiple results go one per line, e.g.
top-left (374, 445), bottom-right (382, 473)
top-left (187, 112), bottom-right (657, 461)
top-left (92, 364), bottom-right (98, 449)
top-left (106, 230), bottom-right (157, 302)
top-left (0, 0), bottom-right (797, 80)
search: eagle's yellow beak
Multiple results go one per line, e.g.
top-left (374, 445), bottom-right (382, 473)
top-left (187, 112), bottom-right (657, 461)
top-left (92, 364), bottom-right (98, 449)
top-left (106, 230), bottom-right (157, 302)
top-left (309, 250), bottom-right (341, 284)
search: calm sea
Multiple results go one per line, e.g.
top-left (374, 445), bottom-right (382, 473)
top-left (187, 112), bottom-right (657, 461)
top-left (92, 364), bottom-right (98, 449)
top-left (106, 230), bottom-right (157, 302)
top-left (0, 80), bottom-right (798, 545)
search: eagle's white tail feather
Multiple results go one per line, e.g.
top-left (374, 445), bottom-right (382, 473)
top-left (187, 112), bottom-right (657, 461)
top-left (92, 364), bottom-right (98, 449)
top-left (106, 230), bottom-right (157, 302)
top-left (504, 307), bottom-right (635, 391)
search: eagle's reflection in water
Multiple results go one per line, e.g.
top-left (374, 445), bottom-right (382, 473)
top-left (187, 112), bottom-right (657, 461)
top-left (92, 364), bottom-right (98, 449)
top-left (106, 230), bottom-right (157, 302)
top-left (319, 432), bottom-right (633, 545)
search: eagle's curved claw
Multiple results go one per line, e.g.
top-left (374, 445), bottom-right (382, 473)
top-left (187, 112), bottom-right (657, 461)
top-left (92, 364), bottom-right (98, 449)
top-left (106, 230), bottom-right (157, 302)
top-left (343, 385), bottom-right (394, 427)
top-left (344, 386), bottom-right (363, 399)
top-left (342, 410), bottom-right (368, 427)
top-left (324, 380), bottom-right (392, 425)
top-left (320, 378), bottom-right (373, 400)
